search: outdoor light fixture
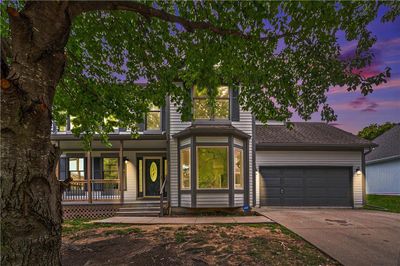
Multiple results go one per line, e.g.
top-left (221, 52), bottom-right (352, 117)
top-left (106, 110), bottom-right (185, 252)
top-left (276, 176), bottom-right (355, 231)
top-left (124, 158), bottom-right (129, 164)
top-left (355, 167), bottom-right (361, 174)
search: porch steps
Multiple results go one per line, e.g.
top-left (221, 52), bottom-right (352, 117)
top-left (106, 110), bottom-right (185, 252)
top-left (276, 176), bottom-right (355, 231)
top-left (115, 201), bottom-right (166, 217)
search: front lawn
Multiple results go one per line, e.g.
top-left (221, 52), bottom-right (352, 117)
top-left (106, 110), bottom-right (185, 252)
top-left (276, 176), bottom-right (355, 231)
top-left (62, 220), bottom-right (338, 265)
top-left (366, 194), bottom-right (400, 213)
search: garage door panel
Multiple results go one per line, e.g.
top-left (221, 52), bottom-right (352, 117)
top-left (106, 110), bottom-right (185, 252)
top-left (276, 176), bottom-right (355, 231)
top-left (283, 187), bottom-right (303, 197)
top-left (306, 187), bottom-right (327, 197)
top-left (260, 166), bottom-right (352, 207)
top-left (282, 177), bottom-right (303, 186)
top-left (265, 187), bottom-right (281, 195)
top-left (263, 177), bottom-right (281, 186)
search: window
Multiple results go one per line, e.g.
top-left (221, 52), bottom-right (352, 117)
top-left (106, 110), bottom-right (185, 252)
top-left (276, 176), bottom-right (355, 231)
top-left (234, 148), bottom-right (243, 189)
top-left (58, 124), bottom-right (66, 132)
top-left (146, 104), bottom-right (161, 130)
top-left (69, 158), bottom-right (85, 180)
top-left (138, 159), bottom-right (143, 193)
top-left (197, 146), bottom-right (228, 189)
top-left (103, 158), bottom-right (119, 179)
top-left (180, 148), bottom-right (191, 189)
top-left (193, 86), bottom-right (230, 120)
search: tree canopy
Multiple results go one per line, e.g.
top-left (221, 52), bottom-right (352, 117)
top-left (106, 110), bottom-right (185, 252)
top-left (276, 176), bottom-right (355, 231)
top-left (358, 122), bottom-right (398, 140)
top-left (1, 1), bottom-right (398, 147)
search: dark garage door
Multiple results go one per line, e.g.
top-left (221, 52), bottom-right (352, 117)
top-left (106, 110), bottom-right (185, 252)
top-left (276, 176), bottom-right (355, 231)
top-left (260, 166), bottom-right (352, 206)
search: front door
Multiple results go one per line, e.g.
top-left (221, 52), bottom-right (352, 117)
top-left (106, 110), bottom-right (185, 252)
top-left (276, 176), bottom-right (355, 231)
top-left (144, 158), bottom-right (161, 197)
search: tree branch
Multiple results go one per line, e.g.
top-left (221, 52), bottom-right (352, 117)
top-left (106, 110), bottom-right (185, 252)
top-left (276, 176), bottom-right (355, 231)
top-left (68, 1), bottom-right (290, 41)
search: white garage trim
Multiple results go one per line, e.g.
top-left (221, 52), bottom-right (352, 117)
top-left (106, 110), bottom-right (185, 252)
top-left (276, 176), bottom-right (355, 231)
top-left (255, 151), bottom-right (363, 208)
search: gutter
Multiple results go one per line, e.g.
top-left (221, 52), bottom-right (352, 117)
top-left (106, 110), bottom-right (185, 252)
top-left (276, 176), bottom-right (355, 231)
top-left (366, 155), bottom-right (400, 165)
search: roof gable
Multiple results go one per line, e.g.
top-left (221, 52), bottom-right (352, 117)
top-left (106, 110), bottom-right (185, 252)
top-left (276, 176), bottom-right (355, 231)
top-left (366, 125), bottom-right (400, 162)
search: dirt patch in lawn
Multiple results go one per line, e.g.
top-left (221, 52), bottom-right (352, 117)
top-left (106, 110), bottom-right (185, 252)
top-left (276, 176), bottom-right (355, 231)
top-left (62, 222), bottom-right (339, 266)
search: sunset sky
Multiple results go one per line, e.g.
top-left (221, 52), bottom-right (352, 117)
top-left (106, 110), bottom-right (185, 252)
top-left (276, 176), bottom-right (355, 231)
top-left (293, 7), bottom-right (400, 134)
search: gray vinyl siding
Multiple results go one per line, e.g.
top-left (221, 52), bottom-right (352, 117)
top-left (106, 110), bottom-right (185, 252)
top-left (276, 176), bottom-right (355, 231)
top-left (180, 193), bottom-right (192, 207)
top-left (234, 193), bottom-right (244, 207)
top-left (197, 193), bottom-right (229, 207)
top-left (232, 110), bottom-right (254, 206)
top-left (255, 151), bottom-right (363, 207)
top-left (169, 99), bottom-right (191, 207)
top-left (366, 159), bottom-right (400, 195)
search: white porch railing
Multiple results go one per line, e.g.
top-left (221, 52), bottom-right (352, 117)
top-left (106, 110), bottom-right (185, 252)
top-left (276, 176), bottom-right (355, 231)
top-left (62, 179), bottom-right (121, 202)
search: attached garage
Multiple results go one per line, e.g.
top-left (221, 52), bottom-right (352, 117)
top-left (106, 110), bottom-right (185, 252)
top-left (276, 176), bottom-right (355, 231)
top-left (259, 166), bottom-right (353, 206)
top-left (255, 123), bottom-right (376, 208)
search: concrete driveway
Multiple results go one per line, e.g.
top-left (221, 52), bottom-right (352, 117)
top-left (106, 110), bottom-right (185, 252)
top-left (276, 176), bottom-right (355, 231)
top-left (257, 208), bottom-right (400, 266)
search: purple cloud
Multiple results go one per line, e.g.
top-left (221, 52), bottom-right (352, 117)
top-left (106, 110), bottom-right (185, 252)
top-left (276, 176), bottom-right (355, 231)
top-left (349, 97), bottom-right (379, 112)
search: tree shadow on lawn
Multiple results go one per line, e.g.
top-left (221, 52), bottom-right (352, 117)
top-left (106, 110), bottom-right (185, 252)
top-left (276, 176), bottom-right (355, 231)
top-left (61, 223), bottom-right (339, 266)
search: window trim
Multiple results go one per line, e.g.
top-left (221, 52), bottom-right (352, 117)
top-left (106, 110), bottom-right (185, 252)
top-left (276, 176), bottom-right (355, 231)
top-left (196, 145), bottom-right (229, 190)
top-left (193, 86), bottom-right (231, 121)
top-left (180, 147), bottom-right (191, 190)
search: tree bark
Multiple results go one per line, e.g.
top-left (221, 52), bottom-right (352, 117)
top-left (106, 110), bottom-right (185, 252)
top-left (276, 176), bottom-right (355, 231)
top-left (1, 2), bottom-right (71, 265)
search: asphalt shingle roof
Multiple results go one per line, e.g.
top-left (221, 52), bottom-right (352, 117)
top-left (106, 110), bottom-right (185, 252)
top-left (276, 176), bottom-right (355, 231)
top-left (256, 122), bottom-right (374, 148)
top-left (366, 125), bottom-right (400, 162)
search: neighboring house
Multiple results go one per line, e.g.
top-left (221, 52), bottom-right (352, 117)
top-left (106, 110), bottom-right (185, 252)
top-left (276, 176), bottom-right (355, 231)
top-left (366, 125), bottom-right (400, 195)
top-left (52, 85), bottom-right (375, 218)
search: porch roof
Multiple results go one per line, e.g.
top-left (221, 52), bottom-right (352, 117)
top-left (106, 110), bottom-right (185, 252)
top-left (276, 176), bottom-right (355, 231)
top-left (173, 124), bottom-right (250, 139)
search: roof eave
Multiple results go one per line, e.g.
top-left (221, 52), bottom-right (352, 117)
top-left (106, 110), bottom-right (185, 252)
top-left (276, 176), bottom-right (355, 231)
top-left (256, 143), bottom-right (374, 151)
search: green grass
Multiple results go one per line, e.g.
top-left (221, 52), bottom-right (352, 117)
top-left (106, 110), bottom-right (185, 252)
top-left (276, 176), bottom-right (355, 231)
top-left (62, 219), bottom-right (130, 236)
top-left (174, 231), bottom-right (186, 243)
top-left (365, 195), bottom-right (400, 213)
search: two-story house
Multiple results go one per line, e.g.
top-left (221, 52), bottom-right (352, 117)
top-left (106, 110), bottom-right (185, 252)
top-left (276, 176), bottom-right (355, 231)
top-left (53, 84), bottom-right (374, 219)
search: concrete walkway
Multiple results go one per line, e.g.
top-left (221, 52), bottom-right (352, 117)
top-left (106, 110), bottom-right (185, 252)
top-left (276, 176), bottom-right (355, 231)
top-left (94, 215), bottom-right (273, 225)
top-left (257, 208), bottom-right (400, 266)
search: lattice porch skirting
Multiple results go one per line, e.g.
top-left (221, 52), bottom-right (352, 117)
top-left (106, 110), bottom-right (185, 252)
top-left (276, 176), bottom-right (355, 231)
top-left (62, 204), bottom-right (123, 220)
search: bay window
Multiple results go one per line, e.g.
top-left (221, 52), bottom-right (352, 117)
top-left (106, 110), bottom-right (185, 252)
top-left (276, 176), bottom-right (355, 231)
top-left (193, 86), bottom-right (230, 120)
top-left (234, 148), bottom-right (244, 189)
top-left (197, 146), bottom-right (228, 189)
top-left (180, 148), bottom-right (191, 189)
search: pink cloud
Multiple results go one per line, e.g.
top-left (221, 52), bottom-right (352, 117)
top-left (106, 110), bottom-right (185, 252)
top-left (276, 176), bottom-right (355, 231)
top-left (328, 78), bottom-right (400, 95)
top-left (332, 98), bottom-right (400, 111)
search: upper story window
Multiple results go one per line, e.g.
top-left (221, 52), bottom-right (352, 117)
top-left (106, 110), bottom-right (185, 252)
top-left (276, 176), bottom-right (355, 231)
top-left (145, 104), bottom-right (161, 130)
top-left (193, 86), bottom-right (230, 120)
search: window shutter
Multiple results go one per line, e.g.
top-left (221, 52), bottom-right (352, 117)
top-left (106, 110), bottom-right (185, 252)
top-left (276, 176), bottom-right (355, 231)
top-left (231, 88), bottom-right (240, 121)
top-left (93, 157), bottom-right (102, 191)
top-left (137, 121), bottom-right (145, 132)
top-left (161, 105), bottom-right (166, 131)
top-left (182, 87), bottom-right (192, 122)
top-left (59, 158), bottom-right (68, 181)
top-left (93, 158), bottom-right (102, 179)
top-left (51, 121), bottom-right (57, 133)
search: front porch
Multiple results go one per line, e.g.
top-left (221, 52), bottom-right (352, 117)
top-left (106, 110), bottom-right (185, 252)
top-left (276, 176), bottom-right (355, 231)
top-left (54, 136), bottom-right (169, 218)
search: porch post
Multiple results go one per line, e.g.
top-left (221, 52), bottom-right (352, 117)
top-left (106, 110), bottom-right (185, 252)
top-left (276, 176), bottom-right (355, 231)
top-left (87, 151), bottom-right (92, 203)
top-left (119, 140), bottom-right (124, 203)
top-left (55, 140), bottom-right (60, 179)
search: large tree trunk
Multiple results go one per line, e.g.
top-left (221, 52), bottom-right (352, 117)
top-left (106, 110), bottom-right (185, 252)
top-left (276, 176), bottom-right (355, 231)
top-left (1, 2), bottom-right (71, 265)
